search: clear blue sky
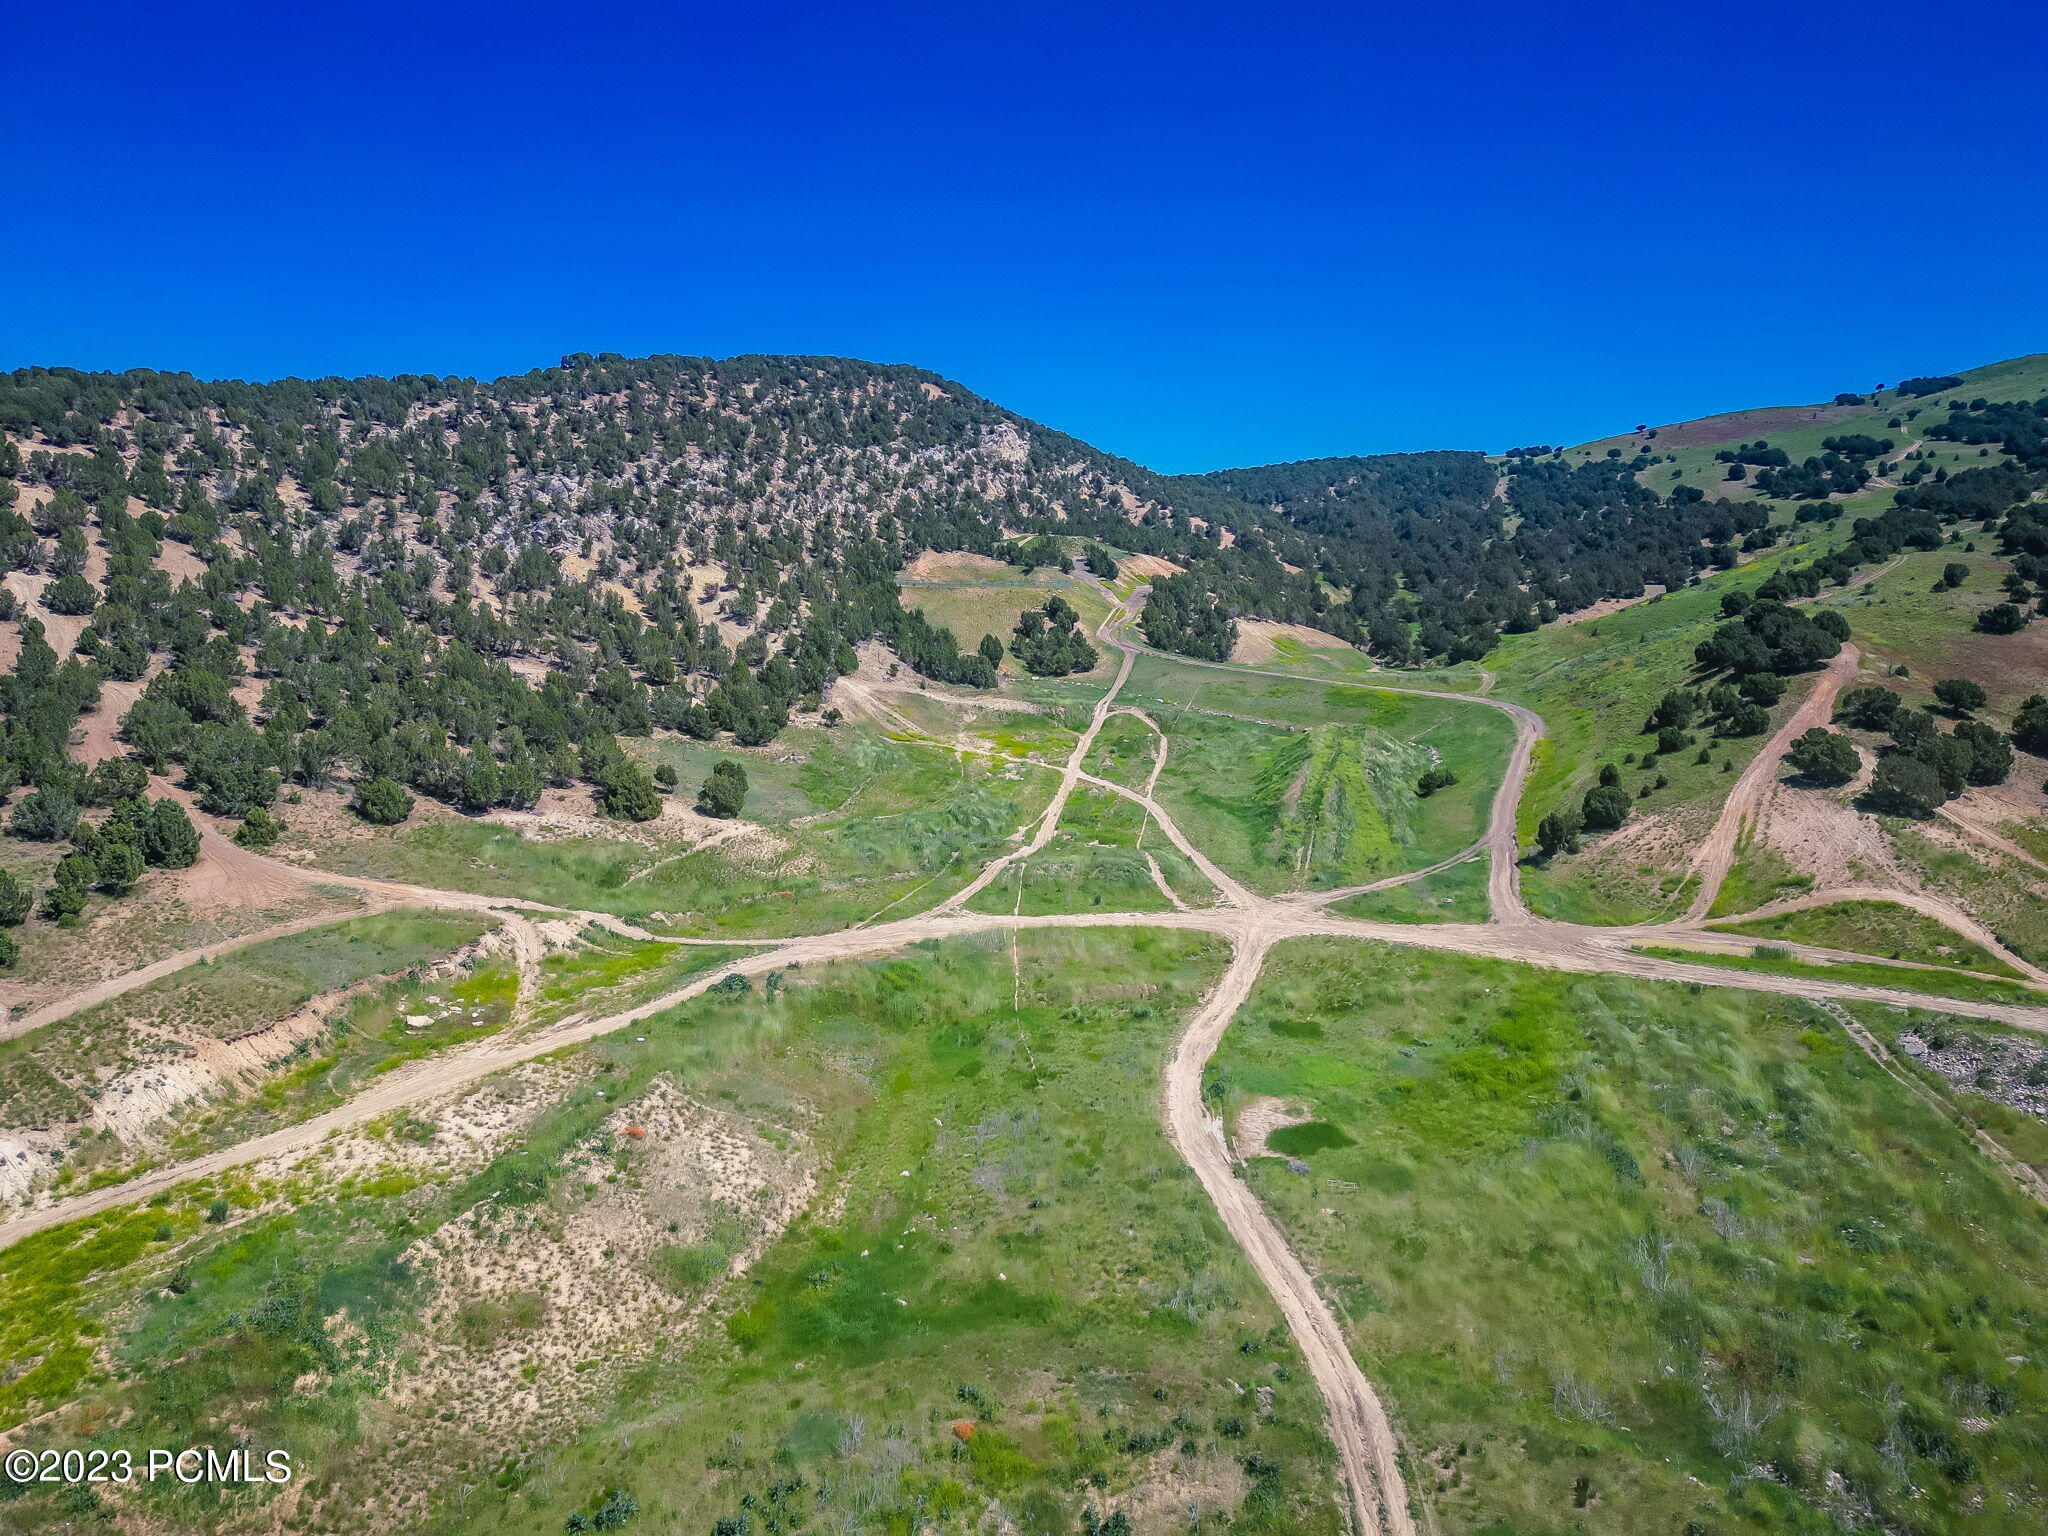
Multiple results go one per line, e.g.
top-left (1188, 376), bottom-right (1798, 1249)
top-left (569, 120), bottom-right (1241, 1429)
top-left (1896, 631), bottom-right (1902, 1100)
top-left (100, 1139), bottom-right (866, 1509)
top-left (8, 0), bottom-right (2044, 472)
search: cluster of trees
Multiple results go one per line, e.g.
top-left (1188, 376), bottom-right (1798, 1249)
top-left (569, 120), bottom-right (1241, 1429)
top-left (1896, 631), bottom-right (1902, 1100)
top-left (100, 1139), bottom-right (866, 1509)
top-left (1009, 596), bottom-right (1098, 677)
top-left (1826, 684), bottom-right (2017, 817)
top-left (1139, 573), bottom-right (1235, 660)
top-left (0, 777), bottom-right (200, 963)
top-left (1695, 595), bottom-right (1847, 676)
top-left (1926, 396), bottom-right (2048, 470)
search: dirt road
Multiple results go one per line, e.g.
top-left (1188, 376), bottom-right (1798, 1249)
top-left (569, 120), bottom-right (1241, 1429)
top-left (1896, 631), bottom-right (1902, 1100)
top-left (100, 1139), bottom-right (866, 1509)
top-left (1682, 645), bottom-right (1858, 920)
top-left (15, 585), bottom-right (2046, 1534)
top-left (1703, 881), bottom-right (2048, 984)
top-left (1162, 938), bottom-right (1415, 1536)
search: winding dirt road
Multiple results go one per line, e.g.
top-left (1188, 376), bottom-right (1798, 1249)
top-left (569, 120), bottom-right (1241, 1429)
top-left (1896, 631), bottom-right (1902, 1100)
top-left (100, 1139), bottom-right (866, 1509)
top-left (1163, 936), bottom-right (1414, 1536)
top-left (11, 586), bottom-right (2046, 1536)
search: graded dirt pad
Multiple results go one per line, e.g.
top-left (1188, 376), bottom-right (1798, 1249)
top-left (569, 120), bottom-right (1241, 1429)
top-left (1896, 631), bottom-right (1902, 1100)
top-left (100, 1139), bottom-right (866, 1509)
top-left (1118, 552), bottom-right (1185, 579)
top-left (901, 548), bottom-right (1017, 580)
top-left (1228, 619), bottom-right (1364, 666)
top-left (1759, 777), bottom-right (1909, 893)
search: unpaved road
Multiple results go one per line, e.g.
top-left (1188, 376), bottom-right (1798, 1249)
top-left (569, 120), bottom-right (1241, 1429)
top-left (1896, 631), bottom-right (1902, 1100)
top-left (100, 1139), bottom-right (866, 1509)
top-left (1701, 881), bottom-right (2048, 984)
top-left (1163, 937), bottom-right (1415, 1536)
top-left (13, 590), bottom-right (2045, 1535)
top-left (1683, 645), bottom-right (1858, 920)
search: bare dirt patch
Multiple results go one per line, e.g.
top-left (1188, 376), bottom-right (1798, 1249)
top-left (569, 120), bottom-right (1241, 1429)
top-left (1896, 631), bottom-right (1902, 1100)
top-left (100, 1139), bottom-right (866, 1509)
top-left (1229, 620), bottom-right (1362, 667)
top-left (1120, 552), bottom-right (1185, 580)
top-left (903, 549), bottom-right (1014, 581)
top-left (359, 1079), bottom-right (814, 1526)
top-left (1232, 1095), bottom-right (1313, 1161)
top-left (1555, 586), bottom-right (1667, 626)
top-left (1760, 780), bottom-right (1909, 893)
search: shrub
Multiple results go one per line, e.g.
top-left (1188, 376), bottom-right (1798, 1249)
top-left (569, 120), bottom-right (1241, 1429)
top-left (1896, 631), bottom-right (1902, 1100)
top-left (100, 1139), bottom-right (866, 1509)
top-left (1580, 784), bottom-right (1632, 830)
top-left (8, 786), bottom-right (79, 842)
top-left (1536, 808), bottom-right (1582, 857)
top-left (352, 776), bottom-right (414, 825)
top-left (697, 759), bottom-right (749, 819)
top-left (1866, 754), bottom-right (1944, 816)
top-left (1933, 678), bottom-right (1987, 714)
top-left (1787, 729), bottom-right (1858, 785)
top-left (1416, 767), bottom-right (1458, 796)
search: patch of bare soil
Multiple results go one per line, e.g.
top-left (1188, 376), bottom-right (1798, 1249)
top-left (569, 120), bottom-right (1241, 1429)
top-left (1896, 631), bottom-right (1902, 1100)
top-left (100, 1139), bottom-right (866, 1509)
top-left (1555, 586), bottom-right (1666, 626)
top-left (0, 923), bottom-right (519, 1207)
top-left (1640, 403), bottom-right (1873, 450)
top-left (902, 549), bottom-right (1013, 580)
top-left (1229, 620), bottom-right (1362, 667)
top-left (1232, 1095), bottom-right (1313, 1161)
top-left (1760, 778), bottom-right (1908, 892)
top-left (1120, 552), bottom-right (1184, 579)
top-left (352, 1080), bottom-right (814, 1529)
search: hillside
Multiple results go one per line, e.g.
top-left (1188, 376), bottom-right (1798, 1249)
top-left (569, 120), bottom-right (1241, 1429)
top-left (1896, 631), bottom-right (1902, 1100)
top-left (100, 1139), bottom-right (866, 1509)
top-left (5, 351), bottom-right (2048, 1536)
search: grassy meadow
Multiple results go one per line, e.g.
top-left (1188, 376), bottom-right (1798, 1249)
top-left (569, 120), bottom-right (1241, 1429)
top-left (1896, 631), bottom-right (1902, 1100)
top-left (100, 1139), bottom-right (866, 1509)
top-left (1, 930), bottom-right (1348, 1536)
top-left (1214, 938), bottom-right (2048, 1535)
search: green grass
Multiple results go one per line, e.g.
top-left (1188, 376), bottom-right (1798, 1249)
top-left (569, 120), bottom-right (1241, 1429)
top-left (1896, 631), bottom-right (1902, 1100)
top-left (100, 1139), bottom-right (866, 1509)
top-left (1849, 1002), bottom-right (2048, 1183)
top-left (1216, 938), bottom-right (2048, 1535)
top-left (1810, 543), bottom-right (2048, 711)
top-left (963, 783), bottom-right (1214, 915)
top-left (1711, 899), bottom-right (2026, 976)
top-left (310, 737), bottom-right (1058, 938)
top-left (1332, 855), bottom-right (1490, 924)
top-left (8, 931), bottom-right (1346, 1535)
top-left (1631, 943), bottom-right (2047, 1008)
top-left (1706, 842), bottom-right (1813, 919)
top-left (899, 574), bottom-right (1117, 679)
top-left (1116, 656), bottom-right (1510, 894)
top-left (1889, 825), bottom-right (2048, 969)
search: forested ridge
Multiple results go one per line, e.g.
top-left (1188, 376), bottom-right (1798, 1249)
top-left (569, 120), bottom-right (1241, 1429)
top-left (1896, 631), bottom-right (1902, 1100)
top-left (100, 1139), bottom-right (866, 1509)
top-left (2, 353), bottom-right (2043, 875)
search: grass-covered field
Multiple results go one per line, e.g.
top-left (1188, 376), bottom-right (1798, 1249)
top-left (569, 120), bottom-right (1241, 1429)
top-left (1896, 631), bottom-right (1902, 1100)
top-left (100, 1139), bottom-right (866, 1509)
top-left (1116, 655), bottom-right (1510, 894)
top-left (1711, 898), bottom-right (2026, 976)
top-left (312, 726), bottom-right (1058, 938)
top-left (1215, 938), bottom-right (2048, 1535)
top-left (1331, 855), bottom-right (1489, 924)
top-left (899, 566), bottom-right (1118, 680)
top-left (1, 931), bottom-right (1346, 1536)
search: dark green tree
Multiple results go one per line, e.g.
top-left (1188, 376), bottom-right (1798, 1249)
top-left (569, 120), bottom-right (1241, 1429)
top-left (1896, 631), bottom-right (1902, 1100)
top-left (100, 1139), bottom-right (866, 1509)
top-left (1786, 729), bottom-right (1858, 785)
top-left (1866, 754), bottom-right (1944, 817)
top-left (9, 787), bottom-right (79, 842)
top-left (1932, 679), bottom-right (1987, 715)
top-left (1580, 784), bottom-right (1632, 830)
top-left (1536, 808), bottom-right (1582, 857)
top-left (696, 760), bottom-right (749, 819)
top-left (353, 777), bottom-right (415, 825)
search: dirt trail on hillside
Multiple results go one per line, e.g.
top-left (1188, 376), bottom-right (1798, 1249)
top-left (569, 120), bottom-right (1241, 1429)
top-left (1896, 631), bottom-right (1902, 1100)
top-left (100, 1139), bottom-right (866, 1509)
top-left (1697, 881), bottom-right (2048, 984)
top-left (1682, 646), bottom-right (1858, 920)
top-left (1937, 805), bottom-right (2048, 875)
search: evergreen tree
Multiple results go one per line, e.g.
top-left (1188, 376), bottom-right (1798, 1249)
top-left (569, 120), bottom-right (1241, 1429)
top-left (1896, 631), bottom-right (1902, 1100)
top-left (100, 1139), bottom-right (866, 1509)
top-left (1786, 729), bottom-right (1858, 785)
top-left (353, 776), bottom-right (415, 825)
top-left (696, 760), bottom-right (749, 819)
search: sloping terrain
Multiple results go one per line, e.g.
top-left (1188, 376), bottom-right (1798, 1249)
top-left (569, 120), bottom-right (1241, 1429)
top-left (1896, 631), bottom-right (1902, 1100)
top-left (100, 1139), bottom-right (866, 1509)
top-left (3, 352), bottom-right (2047, 1536)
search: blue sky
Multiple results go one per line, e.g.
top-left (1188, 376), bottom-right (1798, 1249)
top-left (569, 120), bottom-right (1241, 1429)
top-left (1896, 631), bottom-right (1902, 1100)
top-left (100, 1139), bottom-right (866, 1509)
top-left (7, 0), bottom-right (2044, 472)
